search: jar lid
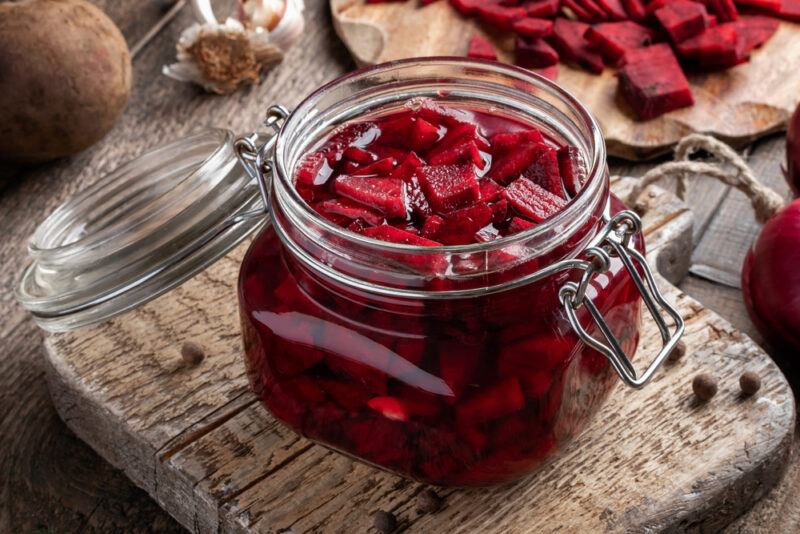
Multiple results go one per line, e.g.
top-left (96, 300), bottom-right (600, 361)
top-left (16, 129), bottom-right (266, 332)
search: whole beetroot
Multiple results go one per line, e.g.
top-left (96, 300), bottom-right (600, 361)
top-left (0, 0), bottom-right (132, 163)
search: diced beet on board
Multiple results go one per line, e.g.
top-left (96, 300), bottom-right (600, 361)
top-left (449, 0), bottom-right (484, 15)
top-left (562, 0), bottom-right (599, 20)
top-left (576, 0), bottom-right (611, 20)
top-left (654, 0), bottom-right (709, 42)
top-left (333, 176), bottom-right (407, 218)
top-left (618, 43), bottom-right (695, 119)
top-left (676, 23), bottom-right (741, 66)
top-left (504, 177), bottom-right (567, 222)
top-left (476, 4), bottom-right (529, 30)
top-left (549, 18), bottom-right (605, 74)
top-left (734, 15), bottom-right (779, 55)
top-left (708, 0), bottom-right (739, 21)
top-left (775, 0), bottom-right (800, 21)
top-left (585, 21), bottom-right (656, 64)
top-left (597, 0), bottom-right (630, 19)
top-left (467, 35), bottom-right (499, 60)
top-left (525, 0), bottom-right (561, 17)
top-left (621, 0), bottom-right (648, 19)
top-left (515, 36), bottom-right (560, 67)
top-left (512, 17), bottom-right (555, 38)
top-left (417, 164), bottom-right (481, 214)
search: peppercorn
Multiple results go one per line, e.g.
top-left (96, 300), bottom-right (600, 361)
top-left (692, 373), bottom-right (717, 401)
top-left (740, 371), bottom-right (761, 396)
top-left (373, 510), bottom-right (397, 533)
top-left (666, 340), bottom-right (686, 364)
top-left (417, 489), bottom-right (443, 514)
top-left (181, 342), bottom-right (205, 365)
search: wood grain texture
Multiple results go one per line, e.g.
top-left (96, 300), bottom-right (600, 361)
top-left (329, 0), bottom-right (800, 161)
top-left (42, 178), bottom-right (796, 533)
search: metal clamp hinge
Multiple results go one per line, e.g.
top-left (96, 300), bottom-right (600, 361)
top-left (559, 211), bottom-right (685, 389)
top-left (234, 105), bottom-right (291, 214)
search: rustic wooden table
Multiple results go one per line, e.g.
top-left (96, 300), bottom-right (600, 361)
top-left (0, 1), bottom-right (797, 532)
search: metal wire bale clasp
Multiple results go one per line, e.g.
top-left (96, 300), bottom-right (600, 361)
top-left (559, 210), bottom-right (685, 389)
top-left (234, 105), bottom-right (290, 214)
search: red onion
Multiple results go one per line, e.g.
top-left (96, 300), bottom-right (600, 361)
top-left (787, 103), bottom-right (800, 196)
top-left (629, 134), bottom-right (798, 354)
top-left (742, 200), bottom-right (800, 353)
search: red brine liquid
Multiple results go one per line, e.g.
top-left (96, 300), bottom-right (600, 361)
top-left (239, 100), bottom-right (642, 486)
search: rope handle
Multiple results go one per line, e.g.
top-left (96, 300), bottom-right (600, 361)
top-left (626, 134), bottom-right (785, 224)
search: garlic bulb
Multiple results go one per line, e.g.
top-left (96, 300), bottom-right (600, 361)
top-left (163, 0), bottom-right (304, 95)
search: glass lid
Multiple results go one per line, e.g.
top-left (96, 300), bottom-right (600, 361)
top-left (16, 129), bottom-right (266, 332)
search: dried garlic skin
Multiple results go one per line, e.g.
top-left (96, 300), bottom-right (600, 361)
top-left (163, 0), bottom-right (304, 94)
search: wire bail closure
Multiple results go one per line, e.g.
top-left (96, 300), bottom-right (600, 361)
top-left (560, 210), bottom-right (684, 389)
top-left (235, 105), bottom-right (290, 215)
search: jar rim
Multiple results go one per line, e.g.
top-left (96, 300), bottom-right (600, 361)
top-left (272, 56), bottom-right (607, 255)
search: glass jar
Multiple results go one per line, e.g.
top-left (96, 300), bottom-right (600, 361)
top-left (235, 59), bottom-right (684, 486)
top-left (17, 58), bottom-right (683, 488)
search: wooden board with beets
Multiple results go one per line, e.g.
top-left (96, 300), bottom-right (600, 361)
top-left (330, 0), bottom-right (800, 160)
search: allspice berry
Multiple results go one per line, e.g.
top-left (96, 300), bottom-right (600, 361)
top-left (181, 342), bottom-right (205, 365)
top-left (666, 340), bottom-right (686, 364)
top-left (692, 373), bottom-right (717, 401)
top-left (417, 489), bottom-right (443, 514)
top-left (373, 510), bottom-right (397, 533)
top-left (740, 371), bottom-right (761, 396)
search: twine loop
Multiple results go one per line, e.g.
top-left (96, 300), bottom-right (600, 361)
top-left (627, 134), bottom-right (785, 224)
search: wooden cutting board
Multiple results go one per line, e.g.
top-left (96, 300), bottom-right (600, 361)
top-left (330, 0), bottom-right (800, 160)
top-left (43, 178), bottom-right (794, 533)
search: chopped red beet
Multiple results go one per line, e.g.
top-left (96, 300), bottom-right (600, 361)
top-left (775, 0), bottom-right (800, 21)
top-left (435, 203), bottom-right (495, 244)
top-left (516, 36), bottom-right (561, 68)
top-left (557, 146), bottom-right (588, 197)
top-left (654, 0), bottom-right (709, 42)
top-left (549, 18), bottom-right (605, 74)
top-left (533, 64), bottom-right (560, 79)
top-left (507, 216), bottom-right (537, 233)
top-left (733, 15), bottom-right (779, 55)
top-left (618, 43), bottom-right (695, 119)
top-left (417, 164), bottom-right (481, 213)
top-left (597, 0), bottom-right (630, 19)
top-left (676, 23), bottom-right (740, 66)
top-left (504, 177), bottom-right (567, 222)
top-left (577, 0), bottom-right (611, 20)
top-left (524, 0), bottom-right (561, 17)
top-left (522, 146), bottom-right (565, 197)
top-left (621, 0), bottom-right (648, 19)
top-left (467, 35), bottom-right (499, 60)
top-left (352, 156), bottom-right (397, 176)
top-left (334, 176), bottom-right (407, 218)
top-left (361, 225), bottom-right (443, 246)
top-left (512, 16), bottom-right (555, 38)
top-left (317, 198), bottom-right (385, 226)
top-left (585, 21), bottom-right (656, 64)
top-left (343, 146), bottom-right (376, 164)
top-left (709, 0), bottom-right (739, 20)
top-left (562, 0), bottom-right (598, 19)
top-left (487, 143), bottom-right (543, 184)
top-left (449, 0), bottom-right (485, 14)
top-left (476, 4), bottom-right (529, 30)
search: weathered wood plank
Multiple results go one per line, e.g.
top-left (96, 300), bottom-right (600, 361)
top-left (42, 178), bottom-right (795, 533)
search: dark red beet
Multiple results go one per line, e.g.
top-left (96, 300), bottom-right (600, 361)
top-left (533, 64), bottom-right (560, 79)
top-left (468, 35), bottom-right (499, 60)
top-left (597, 0), bottom-right (630, 19)
top-left (449, 0), bottom-right (486, 15)
top-left (316, 198), bottom-right (385, 226)
top-left (654, 0), bottom-right (709, 42)
top-left (585, 20), bottom-right (656, 64)
top-left (562, 0), bottom-right (598, 20)
top-left (734, 15), bottom-right (779, 55)
top-left (515, 36), bottom-right (560, 67)
top-left (507, 216), bottom-right (537, 233)
top-left (476, 4), bottom-right (529, 30)
top-left (709, 0), bottom-right (739, 20)
top-left (522, 146), bottom-right (565, 198)
top-left (549, 18), bottom-right (605, 74)
top-left (676, 23), bottom-right (740, 66)
top-left (417, 164), bottom-right (481, 214)
top-left (524, 0), bottom-right (561, 17)
top-left (618, 43), bottom-right (695, 119)
top-left (576, 0), bottom-right (611, 19)
top-left (503, 178), bottom-right (567, 222)
top-left (512, 16), bottom-right (555, 37)
top-left (776, 0), bottom-right (800, 21)
top-left (557, 146), bottom-right (588, 197)
top-left (622, 0), bottom-right (648, 19)
top-left (352, 156), bottom-right (397, 176)
top-left (334, 176), bottom-right (407, 218)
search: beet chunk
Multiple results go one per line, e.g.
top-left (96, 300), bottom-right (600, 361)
top-left (557, 146), bottom-right (588, 197)
top-left (621, 0), bottom-right (648, 19)
top-left (709, 0), bottom-right (739, 21)
top-left (417, 164), bottom-right (481, 214)
top-left (467, 35), bottom-right (499, 60)
top-left (476, 4), bottom-right (528, 30)
top-left (618, 44), bottom-right (695, 120)
top-left (654, 0), bottom-right (709, 42)
top-left (549, 18), bottom-right (605, 74)
top-left (524, 0), bottom-right (561, 17)
top-left (512, 17), bottom-right (555, 38)
top-left (585, 21), bottom-right (656, 64)
top-left (334, 176), bottom-right (407, 218)
top-left (597, 0), bottom-right (630, 19)
top-left (676, 23), bottom-right (741, 67)
top-left (515, 36), bottom-right (560, 67)
top-left (503, 178), bottom-right (567, 222)
top-left (734, 15), bottom-right (779, 55)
